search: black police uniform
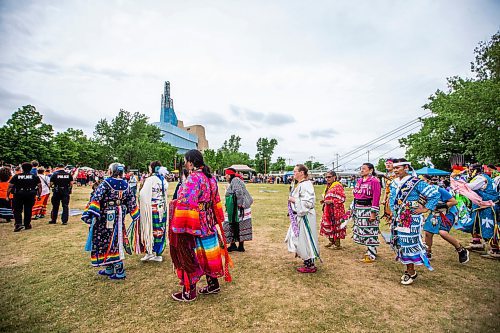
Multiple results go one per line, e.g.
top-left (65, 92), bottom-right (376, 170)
top-left (50, 170), bottom-right (73, 224)
top-left (9, 172), bottom-right (41, 229)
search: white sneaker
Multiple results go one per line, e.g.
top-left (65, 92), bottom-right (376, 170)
top-left (467, 242), bottom-right (485, 251)
top-left (140, 253), bottom-right (155, 261)
top-left (401, 272), bottom-right (418, 285)
top-left (150, 255), bottom-right (163, 262)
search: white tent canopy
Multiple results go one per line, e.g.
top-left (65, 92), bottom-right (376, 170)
top-left (226, 164), bottom-right (256, 173)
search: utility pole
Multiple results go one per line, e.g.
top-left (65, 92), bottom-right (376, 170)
top-left (332, 162), bottom-right (335, 171)
top-left (336, 153), bottom-right (339, 171)
top-left (367, 150), bottom-right (370, 162)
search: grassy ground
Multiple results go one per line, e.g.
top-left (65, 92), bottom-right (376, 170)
top-left (0, 184), bottom-right (498, 333)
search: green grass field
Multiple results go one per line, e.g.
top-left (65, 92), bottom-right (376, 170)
top-left (0, 184), bottom-right (498, 333)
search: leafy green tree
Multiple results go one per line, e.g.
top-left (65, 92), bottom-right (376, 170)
top-left (205, 135), bottom-right (254, 174)
top-left (270, 156), bottom-right (286, 172)
top-left (401, 32), bottom-right (500, 169)
top-left (221, 135), bottom-right (242, 153)
top-left (471, 31), bottom-right (500, 82)
top-left (51, 128), bottom-right (100, 168)
top-left (376, 158), bottom-right (386, 172)
top-left (312, 162), bottom-right (325, 170)
top-left (0, 105), bottom-right (54, 165)
top-left (94, 109), bottom-right (177, 170)
top-left (203, 149), bottom-right (221, 172)
top-left (255, 137), bottom-right (278, 173)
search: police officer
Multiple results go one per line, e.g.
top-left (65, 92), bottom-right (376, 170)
top-left (7, 162), bottom-right (42, 232)
top-left (49, 164), bottom-right (74, 225)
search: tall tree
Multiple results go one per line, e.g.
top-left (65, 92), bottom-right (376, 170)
top-left (471, 31), bottom-right (500, 82)
top-left (205, 135), bottom-right (254, 174)
top-left (221, 135), bottom-right (242, 153)
top-left (401, 32), bottom-right (500, 168)
top-left (254, 137), bottom-right (278, 173)
top-left (270, 156), bottom-right (286, 172)
top-left (376, 158), bottom-right (386, 172)
top-left (51, 128), bottom-right (101, 168)
top-left (203, 149), bottom-right (221, 172)
top-left (94, 109), bottom-right (177, 170)
top-left (0, 105), bottom-right (54, 165)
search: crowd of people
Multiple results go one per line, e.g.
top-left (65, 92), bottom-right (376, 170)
top-left (0, 162), bottom-right (74, 231)
top-left (1, 152), bottom-right (498, 300)
top-left (300, 159), bottom-right (499, 285)
top-left (79, 150), bottom-right (252, 301)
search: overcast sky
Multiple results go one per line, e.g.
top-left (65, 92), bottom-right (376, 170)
top-left (1, 0), bottom-right (498, 169)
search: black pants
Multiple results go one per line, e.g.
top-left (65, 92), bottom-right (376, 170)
top-left (13, 193), bottom-right (36, 227)
top-left (51, 192), bottom-right (70, 223)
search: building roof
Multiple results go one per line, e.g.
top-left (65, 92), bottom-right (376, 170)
top-left (226, 164), bottom-right (256, 172)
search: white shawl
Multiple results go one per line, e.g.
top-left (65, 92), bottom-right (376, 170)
top-left (139, 174), bottom-right (168, 254)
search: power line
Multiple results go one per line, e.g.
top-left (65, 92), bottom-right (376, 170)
top-left (336, 117), bottom-right (422, 161)
top-left (371, 145), bottom-right (403, 162)
top-left (335, 123), bottom-right (422, 170)
top-left (328, 112), bottom-right (431, 166)
top-left (362, 124), bottom-right (422, 153)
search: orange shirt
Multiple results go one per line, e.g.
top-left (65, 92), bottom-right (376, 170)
top-left (0, 181), bottom-right (12, 199)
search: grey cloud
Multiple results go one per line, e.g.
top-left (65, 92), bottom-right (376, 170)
top-left (0, 2), bottom-right (36, 37)
top-left (194, 111), bottom-right (229, 126)
top-left (42, 107), bottom-right (93, 131)
top-left (273, 136), bottom-right (284, 142)
top-left (0, 60), bottom-right (61, 74)
top-left (0, 59), bottom-right (156, 80)
top-left (319, 142), bottom-right (336, 148)
top-left (298, 134), bottom-right (309, 139)
top-left (0, 88), bottom-right (35, 122)
top-left (245, 109), bottom-right (265, 119)
top-left (310, 128), bottom-right (337, 139)
top-left (266, 113), bottom-right (294, 125)
top-left (0, 87), bottom-right (92, 130)
top-left (230, 104), bottom-right (241, 116)
top-left (195, 111), bottom-right (251, 130)
top-left (75, 64), bottom-right (131, 80)
top-left (0, 88), bottom-right (31, 106)
top-left (230, 104), bottom-right (295, 127)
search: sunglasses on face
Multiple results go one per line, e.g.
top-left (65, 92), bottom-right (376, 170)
top-left (325, 176), bottom-right (333, 178)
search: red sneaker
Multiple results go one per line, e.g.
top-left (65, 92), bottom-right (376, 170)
top-left (296, 266), bottom-right (317, 273)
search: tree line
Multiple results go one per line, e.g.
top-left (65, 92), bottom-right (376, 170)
top-left (0, 106), bottom-right (302, 173)
top-left (0, 107), bottom-right (180, 171)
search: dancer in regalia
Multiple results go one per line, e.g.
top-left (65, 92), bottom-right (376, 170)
top-left (389, 159), bottom-right (439, 285)
top-left (169, 150), bottom-right (232, 302)
top-left (320, 170), bottom-right (346, 249)
top-left (381, 158), bottom-right (396, 221)
top-left (81, 163), bottom-right (139, 280)
top-left (285, 164), bottom-right (320, 273)
top-left (420, 175), bottom-right (469, 263)
top-left (136, 161), bottom-right (168, 262)
top-left (352, 163), bottom-right (382, 263)
top-left (465, 164), bottom-right (499, 259)
top-left (223, 168), bottom-right (254, 252)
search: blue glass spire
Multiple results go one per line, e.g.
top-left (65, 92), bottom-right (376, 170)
top-left (160, 81), bottom-right (178, 126)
